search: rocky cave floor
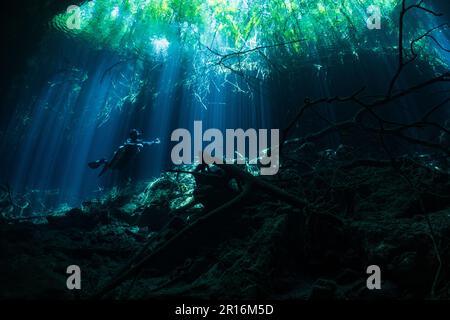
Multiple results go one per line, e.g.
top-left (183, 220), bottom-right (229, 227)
top-left (1, 147), bottom-right (450, 300)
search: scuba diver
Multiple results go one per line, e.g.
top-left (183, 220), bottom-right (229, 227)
top-left (88, 129), bottom-right (160, 177)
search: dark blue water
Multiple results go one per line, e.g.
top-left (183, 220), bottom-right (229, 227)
top-left (2, 5), bottom-right (450, 213)
top-left (0, 32), bottom-right (272, 211)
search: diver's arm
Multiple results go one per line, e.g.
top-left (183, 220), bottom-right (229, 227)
top-left (142, 138), bottom-right (161, 146)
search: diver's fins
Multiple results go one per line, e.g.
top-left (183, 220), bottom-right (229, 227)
top-left (88, 159), bottom-right (107, 169)
top-left (88, 159), bottom-right (109, 177)
top-left (98, 161), bottom-right (110, 177)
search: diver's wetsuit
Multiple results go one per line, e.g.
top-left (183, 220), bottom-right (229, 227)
top-left (88, 131), bottom-right (160, 177)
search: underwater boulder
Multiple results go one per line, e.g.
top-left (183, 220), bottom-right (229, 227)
top-left (309, 279), bottom-right (342, 300)
top-left (110, 208), bottom-right (138, 225)
top-left (47, 208), bottom-right (101, 230)
top-left (335, 144), bottom-right (355, 161)
top-left (136, 205), bottom-right (171, 231)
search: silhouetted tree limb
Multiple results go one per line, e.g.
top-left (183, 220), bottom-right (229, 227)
top-left (388, 0), bottom-right (444, 96)
top-left (204, 39), bottom-right (306, 67)
top-left (282, 0), bottom-right (450, 160)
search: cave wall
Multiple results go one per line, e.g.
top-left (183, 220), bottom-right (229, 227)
top-left (0, 0), bottom-right (83, 117)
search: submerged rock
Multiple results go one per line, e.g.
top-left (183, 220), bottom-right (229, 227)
top-left (1, 158), bottom-right (450, 300)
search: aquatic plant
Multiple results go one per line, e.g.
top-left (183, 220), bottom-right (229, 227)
top-left (54, 0), bottom-right (400, 55)
top-left (48, 0), bottom-right (450, 125)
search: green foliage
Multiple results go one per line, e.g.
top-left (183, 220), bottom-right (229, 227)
top-left (54, 0), bottom-right (402, 58)
top-left (52, 0), bottom-right (446, 104)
